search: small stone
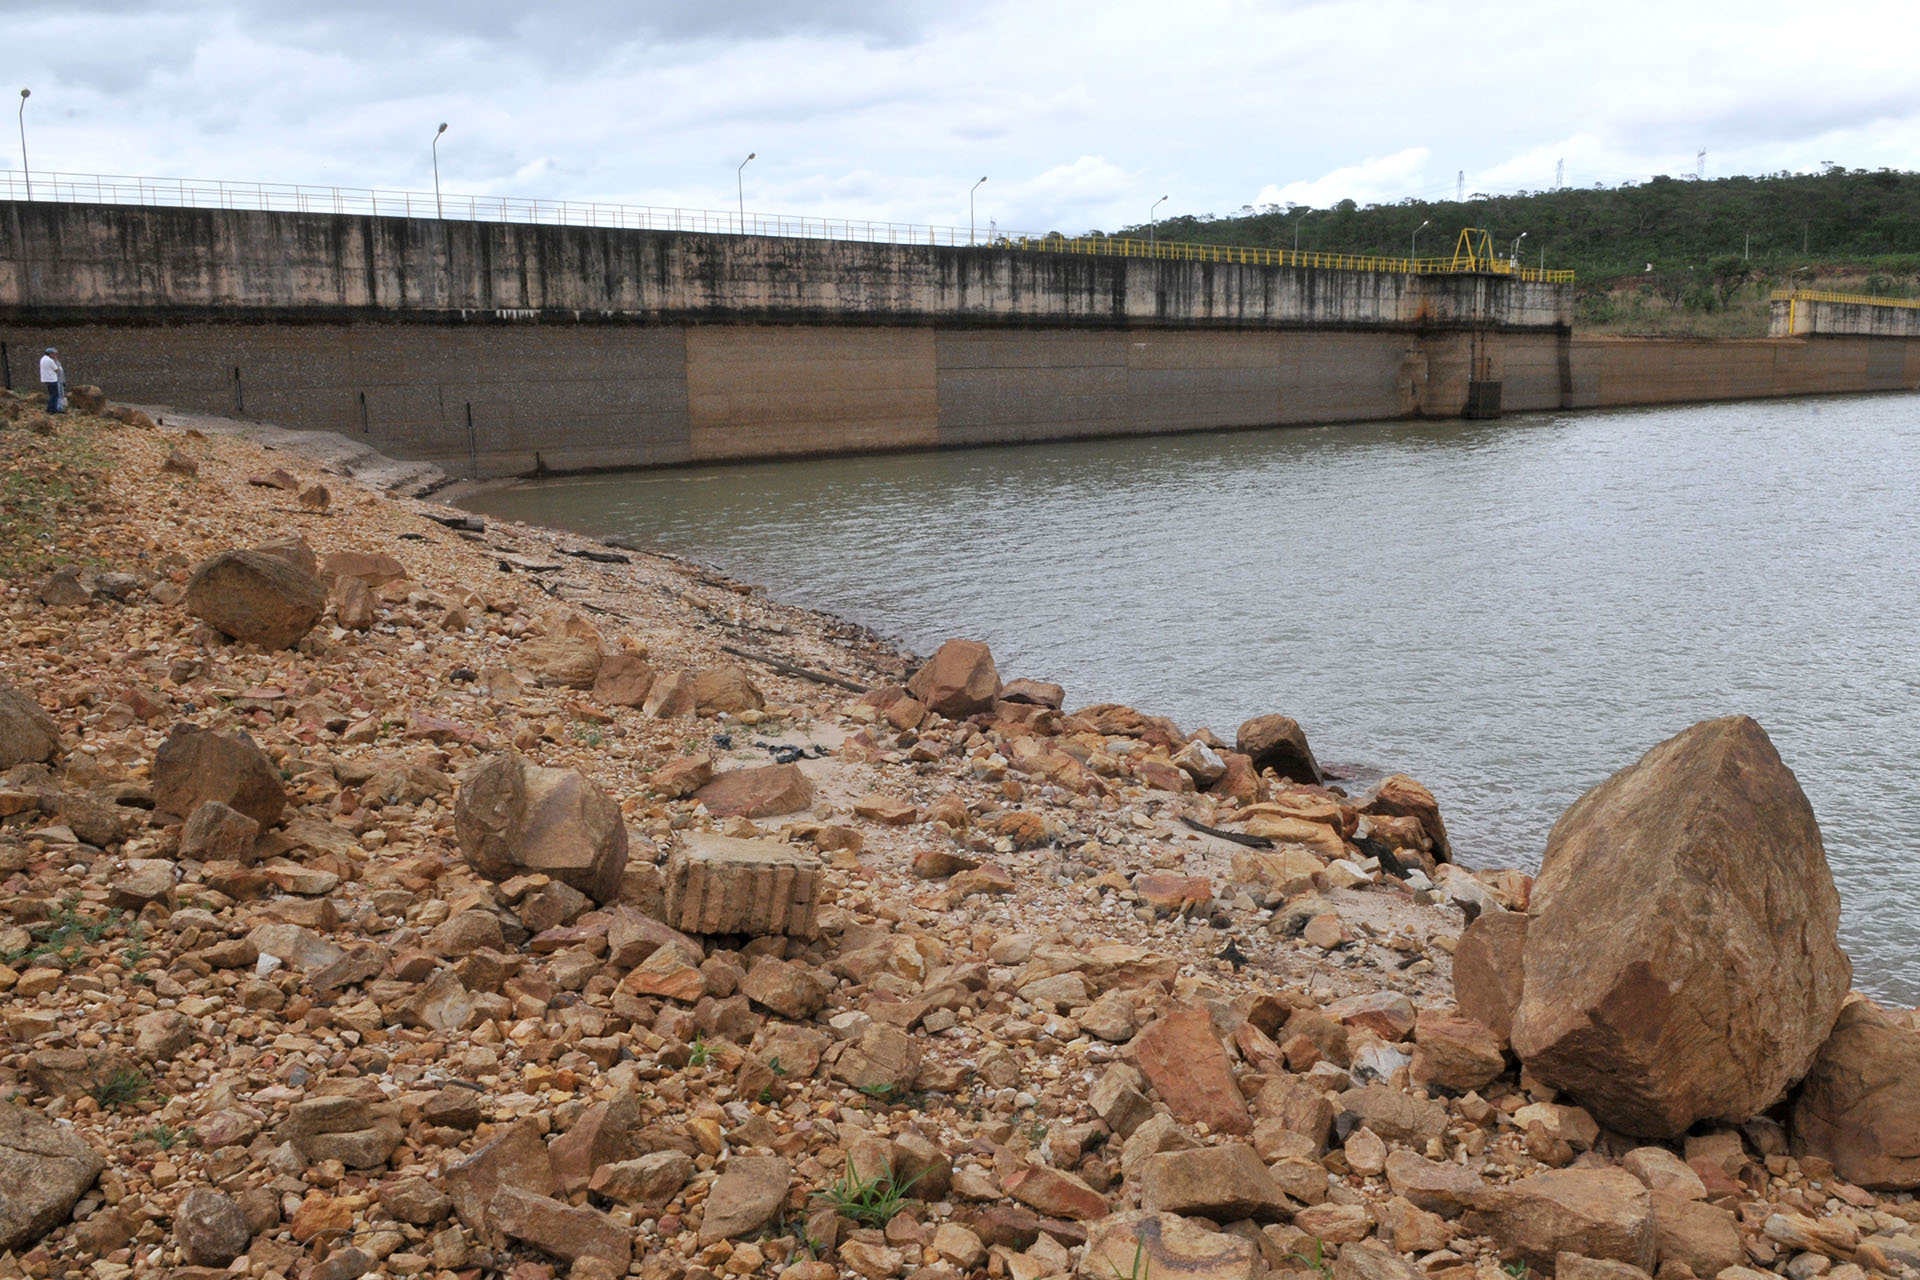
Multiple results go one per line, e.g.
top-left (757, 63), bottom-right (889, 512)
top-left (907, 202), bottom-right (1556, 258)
top-left (455, 751), bottom-right (628, 903)
top-left (698, 1155), bottom-right (790, 1242)
top-left (175, 1188), bottom-right (252, 1267)
top-left (1133, 1005), bottom-right (1251, 1135)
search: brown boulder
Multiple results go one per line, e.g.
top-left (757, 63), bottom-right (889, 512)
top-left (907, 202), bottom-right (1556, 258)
top-left (454, 751), bottom-right (628, 902)
top-left (1364, 774), bottom-right (1453, 862)
top-left (692, 763), bottom-right (813, 819)
top-left (1511, 717), bottom-right (1851, 1138)
top-left (906, 639), bottom-right (1001, 718)
top-left (1791, 999), bottom-right (1920, 1189)
top-left (319, 550), bottom-right (408, 587)
top-left (184, 549), bottom-right (328, 649)
top-left (177, 800), bottom-right (262, 862)
top-left (1000, 678), bottom-right (1064, 708)
top-left (253, 534), bottom-right (319, 577)
top-left (442, 1121), bottom-right (557, 1248)
top-left (1649, 1190), bottom-right (1743, 1277)
top-left (174, 1188), bottom-right (252, 1266)
top-left (0, 681), bottom-right (60, 768)
top-left (1235, 714), bottom-right (1322, 784)
top-left (488, 1186), bottom-right (629, 1266)
top-left (521, 608), bottom-right (605, 688)
top-left (152, 724), bottom-right (286, 827)
top-left (649, 753), bottom-right (714, 798)
top-left (1137, 1144), bottom-right (1289, 1221)
top-left (591, 653), bottom-right (656, 707)
top-left (1452, 910), bottom-right (1528, 1042)
top-left (1079, 1211), bottom-right (1259, 1280)
top-left (1462, 1167), bottom-right (1655, 1272)
top-left (692, 664), bottom-right (765, 715)
top-left (1133, 1005), bottom-right (1250, 1135)
top-left (0, 1101), bottom-right (107, 1252)
top-left (698, 1155), bottom-right (790, 1242)
top-left (1410, 1009), bottom-right (1507, 1092)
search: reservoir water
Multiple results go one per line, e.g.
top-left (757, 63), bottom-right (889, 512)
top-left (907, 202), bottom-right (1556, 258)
top-left (464, 393), bottom-right (1920, 1005)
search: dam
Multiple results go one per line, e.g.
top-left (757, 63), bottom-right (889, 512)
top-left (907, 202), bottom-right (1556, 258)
top-left (3, 192), bottom-right (1919, 477)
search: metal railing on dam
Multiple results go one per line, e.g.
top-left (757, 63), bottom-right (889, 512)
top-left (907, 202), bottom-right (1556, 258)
top-left (1769, 289), bottom-right (1920, 338)
top-left (0, 168), bottom-right (1571, 282)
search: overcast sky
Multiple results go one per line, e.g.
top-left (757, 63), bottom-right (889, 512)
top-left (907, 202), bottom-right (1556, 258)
top-left (9, 0), bottom-right (1920, 238)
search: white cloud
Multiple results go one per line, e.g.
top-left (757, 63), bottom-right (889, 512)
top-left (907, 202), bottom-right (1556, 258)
top-left (1255, 148), bottom-right (1433, 210)
top-left (9, 0), bottom-right (1920, 234)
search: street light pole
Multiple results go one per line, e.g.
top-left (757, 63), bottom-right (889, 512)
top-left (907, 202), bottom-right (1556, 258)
top-left (432, 122), bottom-right (448, 219)
top-left (1293, 209), bottom-right (1311, 253)
top-left (970, 176), bottom-right (986, 246)
top-left (1510, 231), bottom-right (1527, 268)
top-left (17, 89), bottom-right (29, 201)
top-left (1410, 218), bottom-right (1431, 262)
top-left (737, 152), bottom-right (755, 232)
top-left (1148, 194), bottom-right (1167, 251)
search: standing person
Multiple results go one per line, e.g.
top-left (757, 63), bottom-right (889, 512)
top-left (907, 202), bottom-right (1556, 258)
top-left (39, 347), bottom-right (63, 413)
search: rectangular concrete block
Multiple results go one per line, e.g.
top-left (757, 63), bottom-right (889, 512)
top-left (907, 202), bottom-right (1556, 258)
top-left (665, 832), bottom-right (821, 937)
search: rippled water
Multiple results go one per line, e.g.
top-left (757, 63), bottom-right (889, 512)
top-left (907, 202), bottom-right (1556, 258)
top-left (464, 393), bottom-right (1920, 1004)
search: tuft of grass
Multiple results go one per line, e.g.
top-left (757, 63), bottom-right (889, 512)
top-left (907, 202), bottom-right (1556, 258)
top-left (819, 1160), bottom-right (922, 1228)
top-left (1287, 1238), bottom-right (1332, 1279)
top-left (687, 1036), bottom-right (712, 1068)
top-left (88, 1065), bottom-right (151, 1111)
top-left (856, 1082), bottom-right (897, 1101)
top-left (1109, 1241), bottom-right (1151, 1280)
top-left (5, 899), bottom-right (119, 967)
top-left (135, 1123), bottom-right (190, 1149)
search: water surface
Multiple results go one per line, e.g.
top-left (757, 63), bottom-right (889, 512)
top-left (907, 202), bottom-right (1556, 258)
top-left (465, 394), bottom-right (1920, 1004)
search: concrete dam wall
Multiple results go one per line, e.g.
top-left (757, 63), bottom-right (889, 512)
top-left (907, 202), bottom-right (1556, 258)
top-left (3, 201), bottom-right (1918, 477)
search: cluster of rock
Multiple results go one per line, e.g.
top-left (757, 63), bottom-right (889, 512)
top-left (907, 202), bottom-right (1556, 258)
top-left (2, 389), bottom-right (1919, 1280)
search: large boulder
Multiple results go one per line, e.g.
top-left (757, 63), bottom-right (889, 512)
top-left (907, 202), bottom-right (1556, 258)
top-left (521, 608), bottom-right (606, 688)
top-left (1452, 910), bottom-right (1528, 1042)
top-left (1235, 714), bottom-right (1322, 784)
top-left (455, 751), bottom-right (628, 903)
top-left (1791, 999), bottom-right (1920, 1189)
top-left (152, 723), bottom-right (287, 828)
top-left (1, 1101), bottom-right (106, 1252)
top-left (692, 763), bottom-right (813, 819)
top-left (0, 681), bottom-right (60, 768)
top-left (1510, 717), bottom-right (1851, 1139)
top-left (1364, 774), bottom-right (1453, 862)
top-left (906, 639), bottom-right (1001, 718)
top-left (1462, 1168), bottom-right (1654, 1272)
top-left (183, 549), bottom-right (328, 649)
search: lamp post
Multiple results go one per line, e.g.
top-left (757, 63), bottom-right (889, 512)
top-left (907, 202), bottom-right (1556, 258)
top-left (1510, 231), bottom-right (1527, 268)
top-left (1293, 208), bottom-right (1312, 253)
top-left (1410, 218), bottom-right (1430, 263)
top-left (969, 176), bottom-right (986, 246)
top-left (1148, 194), bottom-right (1167, 251)
top-left (431, 122), bottom-right (447, 219)
top-left (16, 88), bottom-right (29, 201)
top-left (737, 152), bottom-right (755, 231)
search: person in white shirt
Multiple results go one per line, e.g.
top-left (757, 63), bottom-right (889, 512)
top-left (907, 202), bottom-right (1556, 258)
top-left (39, 347), bottom-right (64, 413)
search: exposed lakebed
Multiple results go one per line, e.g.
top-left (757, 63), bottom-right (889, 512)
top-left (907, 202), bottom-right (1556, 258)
top-left (464, 392), bottom-right (1920, 1004)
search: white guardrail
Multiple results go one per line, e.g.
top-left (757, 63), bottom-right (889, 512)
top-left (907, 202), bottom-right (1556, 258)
top-left (0, 169), bottom-right (1034, 248)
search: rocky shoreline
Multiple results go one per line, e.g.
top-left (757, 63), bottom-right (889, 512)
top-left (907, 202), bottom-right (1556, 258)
top-left (1, 387), bottom-right (1916, 1280)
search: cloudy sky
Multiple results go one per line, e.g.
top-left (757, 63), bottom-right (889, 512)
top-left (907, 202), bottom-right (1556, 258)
top-left (9, 0), bottom-right (1920, 237)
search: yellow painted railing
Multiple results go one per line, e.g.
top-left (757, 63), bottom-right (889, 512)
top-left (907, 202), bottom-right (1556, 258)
top-left (1771, 289), bottom-right (1920, 310)
top-left (1006, 234), bottom-right (1575, 283)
